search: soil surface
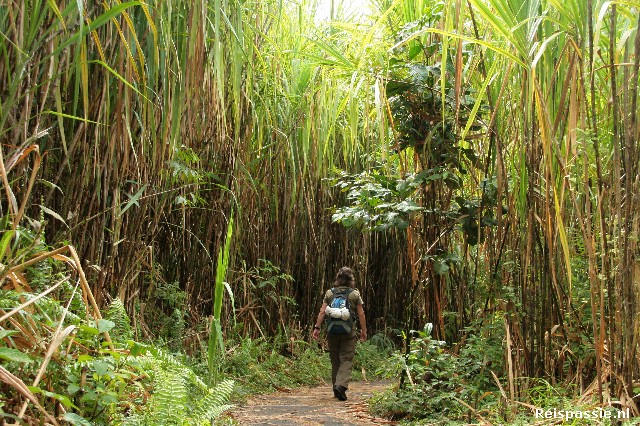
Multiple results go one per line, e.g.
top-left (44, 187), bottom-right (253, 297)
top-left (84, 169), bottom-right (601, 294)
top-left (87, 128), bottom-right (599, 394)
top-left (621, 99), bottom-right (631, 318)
top-left (229, 380), bottom-right (397, 425)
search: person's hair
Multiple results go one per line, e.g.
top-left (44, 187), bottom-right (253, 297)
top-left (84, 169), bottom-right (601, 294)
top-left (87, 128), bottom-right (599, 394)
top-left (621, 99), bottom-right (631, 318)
top-left (334, 266), bottom-right (355, 287)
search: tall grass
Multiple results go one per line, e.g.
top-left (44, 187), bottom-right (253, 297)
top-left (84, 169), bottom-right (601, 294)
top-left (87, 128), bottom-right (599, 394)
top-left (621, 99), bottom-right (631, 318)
top-left (1, 0), bottom-right (402, 342)
top-left (417, 0), bottom-right (640, 408)
top-left (209, 213), bottom-right (234, 385)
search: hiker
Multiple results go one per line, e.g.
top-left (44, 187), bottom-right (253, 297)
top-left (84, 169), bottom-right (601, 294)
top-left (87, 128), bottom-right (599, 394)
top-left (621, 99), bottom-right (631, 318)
top-left (312, 266), bottom-right (367, 401)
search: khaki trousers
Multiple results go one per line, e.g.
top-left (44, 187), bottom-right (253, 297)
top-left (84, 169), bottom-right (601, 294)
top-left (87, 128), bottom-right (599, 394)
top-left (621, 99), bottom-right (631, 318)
top-left (327, 331), bottom-right (358, 389)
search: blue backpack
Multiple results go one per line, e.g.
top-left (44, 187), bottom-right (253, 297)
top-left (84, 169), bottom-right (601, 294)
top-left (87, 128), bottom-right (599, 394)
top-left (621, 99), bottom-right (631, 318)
top-left (325, 288), bottom-right (354, 334)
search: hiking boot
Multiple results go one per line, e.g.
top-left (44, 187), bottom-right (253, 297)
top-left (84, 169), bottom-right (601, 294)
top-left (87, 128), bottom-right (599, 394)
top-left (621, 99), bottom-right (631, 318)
top-left (334, 385), bottom-right (347, 401)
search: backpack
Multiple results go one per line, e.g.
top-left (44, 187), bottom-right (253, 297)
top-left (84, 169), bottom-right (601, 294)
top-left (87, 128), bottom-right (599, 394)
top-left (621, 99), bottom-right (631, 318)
top-left (325, 287), bottom-right (355, 334)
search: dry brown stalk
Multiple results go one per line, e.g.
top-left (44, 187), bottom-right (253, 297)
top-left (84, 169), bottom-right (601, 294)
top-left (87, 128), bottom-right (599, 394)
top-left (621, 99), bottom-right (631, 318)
top-left (1, 246), bottom-right (116, 421)
top-left (3, 245), bottom-right (112, 346)
top-left (0, 276), bottom-right (68, 324)
top-left (451, 395), bottom-right (494, 426)
top-left (0, 366), bottom-right (60, 426)
top-left (16, 279), bottom-right (80, 419)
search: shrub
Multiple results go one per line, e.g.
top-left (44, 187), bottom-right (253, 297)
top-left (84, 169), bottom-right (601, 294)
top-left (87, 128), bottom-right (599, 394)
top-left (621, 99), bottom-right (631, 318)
top-left (369, 323), bottom-right (500, 423)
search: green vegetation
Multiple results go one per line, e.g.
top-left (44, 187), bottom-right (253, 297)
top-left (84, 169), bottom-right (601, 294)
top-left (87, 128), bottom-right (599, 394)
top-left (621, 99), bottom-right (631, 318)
top-left (0, 283), bottom-right (234, 424)
top-left (370, 325), bottom-right (640, 425)
top-left (2, 0), bottom-right (640, 423)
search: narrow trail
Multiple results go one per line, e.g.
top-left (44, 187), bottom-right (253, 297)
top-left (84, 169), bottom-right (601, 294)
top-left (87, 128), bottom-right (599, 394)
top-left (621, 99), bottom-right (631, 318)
top-left (229, 380), bottom-right (397, 425)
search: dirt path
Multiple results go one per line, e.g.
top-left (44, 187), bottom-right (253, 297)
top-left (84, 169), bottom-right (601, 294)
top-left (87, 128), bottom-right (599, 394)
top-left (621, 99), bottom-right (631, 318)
top-left (229, 381), bottom-right (397, 425)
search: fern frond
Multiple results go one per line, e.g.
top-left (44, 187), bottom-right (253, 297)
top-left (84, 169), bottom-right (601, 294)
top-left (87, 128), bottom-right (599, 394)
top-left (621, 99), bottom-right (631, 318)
top-left (106, 298), bottom-right (133, 340)
top-left (193, 404), bottom-right (234, 424)
top-left (148, 367), bottom-right (189, 424)
top-left (120, 347), bottom-right (234, 424)
top-left (191, 380), bottom-right (235, 423)
top-left (145, 347), bottom-right (209, 390)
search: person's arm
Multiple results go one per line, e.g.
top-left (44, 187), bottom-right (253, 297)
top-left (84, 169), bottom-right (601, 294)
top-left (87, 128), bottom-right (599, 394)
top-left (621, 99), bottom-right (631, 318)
top-left (357, 303), bottom-right (367, 342)
top-left (312, 302), bottom-right (328, 340)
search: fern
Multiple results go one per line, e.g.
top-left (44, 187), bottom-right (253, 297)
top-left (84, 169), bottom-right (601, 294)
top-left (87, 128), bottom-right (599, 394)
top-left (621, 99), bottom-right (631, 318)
top-left (63, 412), bottom-right (94, 426)
top-left (168, 308), bottom-right (186, 349)
top-left (105, 298), bottom-right (133, 341)
top-left (148, 367), bottom-right (189, 424)
top-left (146, 347), bottom-right (214, 392)
top-left (120, 348), bottom-right (234, 425)
top-left (191, 380), bottom-right (235, 423)
top-left (0, 290), bottom-right (82, 325)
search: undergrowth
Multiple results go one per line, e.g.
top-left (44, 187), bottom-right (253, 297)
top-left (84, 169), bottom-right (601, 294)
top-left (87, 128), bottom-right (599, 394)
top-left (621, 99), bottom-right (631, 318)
top-left (216, 331), bottom-right (395, 400)
top-left (0, 290), bottom-right (234, 425)
top-left (1, 273), bottom-right (393, 425)
top-left (219, 335), bottom-right (328, 398)
top-left (368, 324), bottom-right (640, 425)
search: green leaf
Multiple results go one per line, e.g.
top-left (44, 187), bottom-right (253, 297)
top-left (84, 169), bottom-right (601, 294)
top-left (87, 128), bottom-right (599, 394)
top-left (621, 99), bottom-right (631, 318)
top-left (88, 60), bottom-right (150, 102)
top-left (53, 2), bottom-right (143, 56)
top-left (408, 44), bottom-right (422, 60)
top-left (42, 110), bottom-right (107, 126)
top-left (42, 390), bottom-right (78, 409)
top-left (80, 391), bottom-right (98, 404)
top-left (64, 412), bottom-right (94, 426)
top-left (78, 325), bottom-right (100, 335)
top-left (99, 392), bottom-right (118, 405)
top-left (0, 347), bottom-right (33, 363)
top-left (68, 384), bottom-right (81, 395)
top-left (395, 200), bottom-right (422, 213)
top-left (27, 385), bottom-right (43, 394)
top-left (392, 26), bottom-right (528, 69)
top-left (434, 259), bottom-right (450, 275)
top-left (77, 354), bottom-right (94, 362)
top-left (39, 205), bottom-right (69, 227)
top-left (99, 349), bottom-right (121, 359)
top-left (0, 329), bottom-right (18, 340)
top-left (129, 341), bottom-right (147, 356)
top-left (0, 230), bottom-right (15, 263)
top-left (118, 184), bottom-right (147, 217)
top-left (93, 360), bottom-right (111, 376)
top-left (97, 319), bottom-right (115, 333)
top-left (210, 212), bottom-right (234, 385)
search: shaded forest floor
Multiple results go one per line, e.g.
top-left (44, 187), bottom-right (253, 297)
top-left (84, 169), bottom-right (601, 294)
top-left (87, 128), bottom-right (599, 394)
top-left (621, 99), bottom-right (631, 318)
top-left (227, 380), bottom-right (396, 425)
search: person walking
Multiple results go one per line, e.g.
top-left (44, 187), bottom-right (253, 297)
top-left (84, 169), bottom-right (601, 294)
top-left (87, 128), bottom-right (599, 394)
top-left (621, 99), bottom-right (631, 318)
top-left (312, 267), bottom-right (367, 401)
